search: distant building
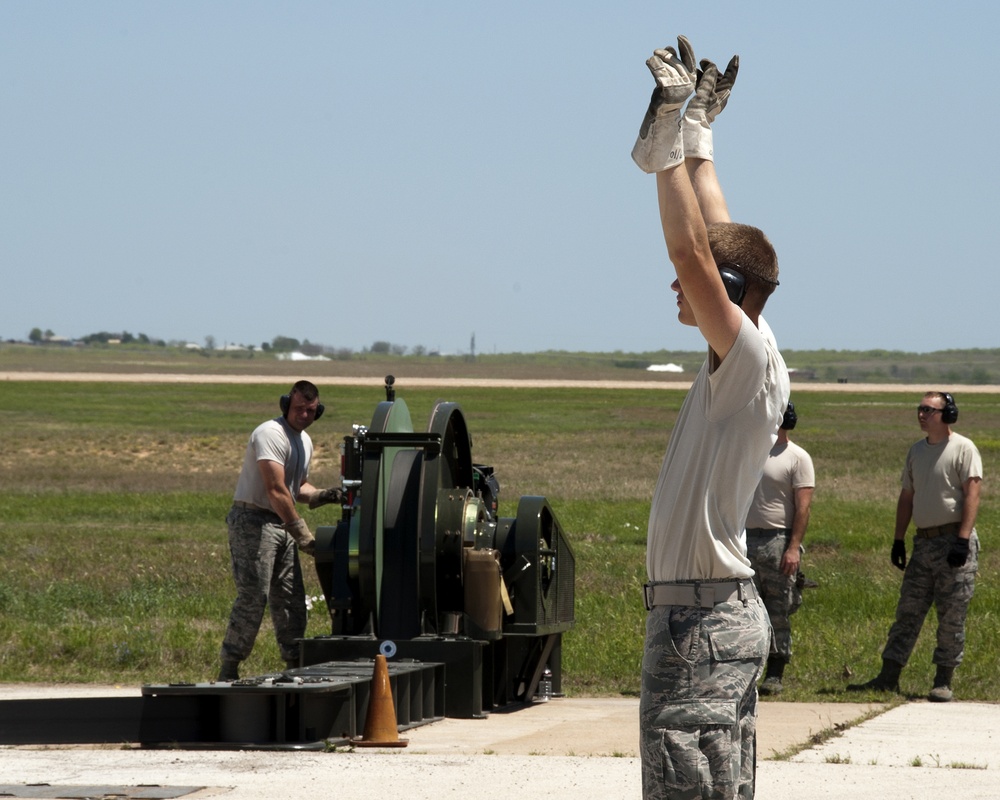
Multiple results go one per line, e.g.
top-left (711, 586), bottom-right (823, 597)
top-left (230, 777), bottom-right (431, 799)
top-left (276, 351), bottom-right (331, 361)
top-left (646, 363), bottom-right (684, 373)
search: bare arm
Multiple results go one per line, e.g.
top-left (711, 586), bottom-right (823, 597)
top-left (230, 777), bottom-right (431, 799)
top-left (781, 485), bottom-right (813, 575)
top-left (685, 157), bottom-right (730, 225)
top-left (894, 488), bottom-right (914, 539)
top-left (656, 166), bottom-right (743, 359)
top-left (632, 40), bottom-right (743, 359)
top-left (682, 52), bottom-right (738, 227)
top-left (645, 46), bottom-right (741, 360)
top-left (959, 476), bottom-right (982, 539)
top-left (297, 480), bottom-right (320, 504)
top-left (258, 459), bottom-right (300, 525)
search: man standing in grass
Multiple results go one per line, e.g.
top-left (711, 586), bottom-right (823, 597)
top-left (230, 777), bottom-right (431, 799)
top-left (848, 391), bottom-right (982, 702)
top-left (218, 380), bottom-right (341, 681)
top-left (631, 35), bottom-right (789, 799)
top-left (745, 400), bottom-right (815, 696)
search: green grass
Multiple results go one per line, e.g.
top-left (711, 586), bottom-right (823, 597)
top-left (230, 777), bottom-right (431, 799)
top-left (6, 339), bottom-right (1000, 385)
top-left (0, 378), bottom-right (998, 703)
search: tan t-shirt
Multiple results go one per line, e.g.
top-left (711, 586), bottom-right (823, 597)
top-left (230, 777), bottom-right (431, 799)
top-left (745, 440), bottom-right (815, 530)
top-left (646, 314), bottom-right (789, 582)
top-left (901, 431), bottom-right (982, 529)
top-left (233, 417), bottom-right (313, 510)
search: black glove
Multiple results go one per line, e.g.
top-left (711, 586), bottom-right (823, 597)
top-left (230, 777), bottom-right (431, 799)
top-left (891, 540), bottom-right (907, 571)
top-left (308, 487), bottom-right (344, 510)
top-left (946, 537), bottom-right (970, 568)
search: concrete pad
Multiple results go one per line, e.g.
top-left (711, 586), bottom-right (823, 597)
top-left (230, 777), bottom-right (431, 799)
top-left (758, 760), bottom-right (999, 800)
top-left (791, 700), bottom-right (999, 768)
top-left (402, 696), bottom-right (883, 759)
top-left (0, 685), bottom-right (880, 759)
top-left (1, 685), bottom-right (997, 800)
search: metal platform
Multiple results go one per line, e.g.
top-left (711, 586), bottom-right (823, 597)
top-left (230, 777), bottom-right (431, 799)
top-left (139, 658), bottom-right (444, 749)
top-left (0, 659), bottom-right (444, 750)
top-left (302, 633), bottom-right (563, 719)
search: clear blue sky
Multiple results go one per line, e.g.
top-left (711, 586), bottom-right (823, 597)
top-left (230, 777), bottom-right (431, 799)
top-left (2, 2), bottom-right (996, 355)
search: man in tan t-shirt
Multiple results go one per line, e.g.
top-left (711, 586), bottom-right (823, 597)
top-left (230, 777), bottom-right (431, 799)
top-left (848, 391), bottom-right (982, 702)
top-left (631, 34), bottom-right (789, 799)
top-left (745, 401), bottom-right (815, 696)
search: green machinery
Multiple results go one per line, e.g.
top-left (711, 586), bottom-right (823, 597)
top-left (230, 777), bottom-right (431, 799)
top-left (0, 377), bottom-right (575, 748)
top-left (304, 376), bottom-right (576, 717)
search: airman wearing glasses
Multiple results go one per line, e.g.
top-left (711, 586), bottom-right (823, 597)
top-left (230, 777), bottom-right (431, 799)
top-left (848, 391), bottom-right (982, 702)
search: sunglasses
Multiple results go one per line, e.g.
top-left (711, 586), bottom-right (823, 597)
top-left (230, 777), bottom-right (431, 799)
top-left (916, 406), bottom-right (943, 415)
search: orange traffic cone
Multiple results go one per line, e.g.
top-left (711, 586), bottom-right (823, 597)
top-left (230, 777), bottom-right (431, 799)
top-left (353, 654), bottom-right (408, 747)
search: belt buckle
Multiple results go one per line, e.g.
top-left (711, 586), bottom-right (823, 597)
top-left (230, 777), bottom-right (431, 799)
top-left (643, 583), bottom-right (653, 611)
top-left (695, 582), bottom-right (709, 608)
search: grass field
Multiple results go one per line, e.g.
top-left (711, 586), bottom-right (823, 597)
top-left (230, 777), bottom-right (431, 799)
top-left (5, 339), bottom-right (1000, 385)
top-left (0, 371), bottom-right (997, 704)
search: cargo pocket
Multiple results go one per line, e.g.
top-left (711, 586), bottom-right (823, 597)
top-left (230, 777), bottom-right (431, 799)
top-left (708, 619), bottom-right (769, 665)
top-left (646, 699), bottom-right (739, 797)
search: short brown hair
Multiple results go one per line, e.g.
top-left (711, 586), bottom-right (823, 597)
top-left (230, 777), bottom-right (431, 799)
top-left (707, 222), bottom-right (779, 303)
top-left (290, 379), bottom-right (320, 402)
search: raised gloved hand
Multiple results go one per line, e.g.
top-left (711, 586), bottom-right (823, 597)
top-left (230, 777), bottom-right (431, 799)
top-left (283, 518), bottom-right (316, 556)
top-left (891, 539), bottom-right (907, 571)
top-left (946, 537), bottom-right (970, 568)
top-left (631, 35), bottom-right (697, 174)
top-left (682, 54), bottom-right (739, 161)
top-left (308, 486), bottom-right (344, 510)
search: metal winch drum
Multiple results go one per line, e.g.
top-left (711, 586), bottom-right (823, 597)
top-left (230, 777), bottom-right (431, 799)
top-left (304, 375), bottom-right (576, 718)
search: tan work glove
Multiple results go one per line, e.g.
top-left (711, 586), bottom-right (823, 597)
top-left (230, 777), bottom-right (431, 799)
top-left (308, 486), bottom-right (344, 510)
top-left (283, 518), bottom-right (316, 556)
top-left (682, 54), bottom-right (738, 161)
top-left (631, 35), bottom-right (697, 173)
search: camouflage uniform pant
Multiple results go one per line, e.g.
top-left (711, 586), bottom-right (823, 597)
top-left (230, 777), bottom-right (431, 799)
top-left (220, 504), bottom-right (307, 664)
top-left (882, 531), bottom-right (979, 668)
top-left (745, 530), bottom-right (802, 662)
top-left (641, 581), bottom-right (769, 800)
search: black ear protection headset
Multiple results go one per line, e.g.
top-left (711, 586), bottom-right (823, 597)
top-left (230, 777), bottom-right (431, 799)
top-left (718, 264), bottom-right (747, 306)
top-left (718, 261), bottom-right (780, 307)
top-left (940, 391), bottom-right (958, 424)
top-left (280, 390), bottom-right (325, 421)
top-left (781, 401), bottom-right (797, 431)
